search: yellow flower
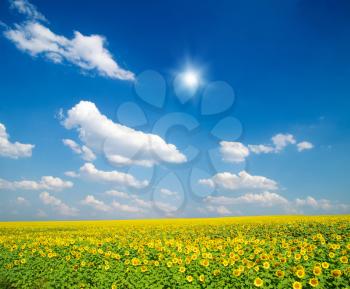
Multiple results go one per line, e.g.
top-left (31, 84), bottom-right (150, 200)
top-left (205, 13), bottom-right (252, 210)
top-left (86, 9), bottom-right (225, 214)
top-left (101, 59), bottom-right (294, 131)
top-left (213, 269), bottom-right (220, 276)
top-left (275, 270), bottom-right (285, 278)
top-left (331, 269), bottom-right (342, 278)
top-left (263, 261), bottom-right (270, 269)
top-left (111, 285), bottom-right (117, 289)
top-left (131, 258), bottom-right (140, 266)
top-left (254, 277), bottom-right (263, 287)
top-left (329, 252), bottom-right (335, 258)
top-left (321, 262), bottom-right (329, 269)
top-left (309, 278), bottom-right (319, 287)
top-left (293, 281), bottom-right (302, 289)
top-left (141, 266), bottom-right (147, 272)
top-left (233, 269), bottom-right (242, 277)
top-left (294, 253), bottom-right (301, 261)
top-left (201, 259), bottom-right (210, 267)
top-left (179, 266), bottom-right (186, 273)
top-left (340, 256), bottom-right (348, 264)
top-left (296, 269), bottom-right (305, 278)
top-left (199, 274), bottom-right (205, 282)
top-left (186, 275), bottom-right (193, 283)
top-left (313, 266), bottom-right (322, 276)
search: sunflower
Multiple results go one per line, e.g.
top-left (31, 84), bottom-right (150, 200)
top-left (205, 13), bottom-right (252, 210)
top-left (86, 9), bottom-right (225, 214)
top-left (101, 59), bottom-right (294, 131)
top-left (309, 278), bottom-right (319, 287)
top-left (275, 270), bottom-right (285, 278)
top-left (313, 266), bottom-right (322, 276)
top-left (340, 256), bottom-right (348, 264)
top-left (199, 274), bottom-right (205, 282)
top-left (293, 281), bottom-right (302, 289)
top-left (263, 262), bottom-right (270, 269)
top-left (186, 275), bottom-right (193, 283)
top-left (331, 269), bottom-right (342, 278)
top-left (296, 269), bottom-right (305, 278)
top-left (254, 277), bottom-right (263, 287)
top-left (321, 262), bottom-right (329, 269)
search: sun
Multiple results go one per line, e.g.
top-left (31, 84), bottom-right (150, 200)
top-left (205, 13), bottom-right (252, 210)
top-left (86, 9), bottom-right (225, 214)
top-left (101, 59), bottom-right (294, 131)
top-left (182, 70), bottom-right (199, 88)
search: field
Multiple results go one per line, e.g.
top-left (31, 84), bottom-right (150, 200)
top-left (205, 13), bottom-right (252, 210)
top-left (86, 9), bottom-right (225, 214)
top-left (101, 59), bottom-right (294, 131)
top-left (0, 216), bottom-right (349, 289)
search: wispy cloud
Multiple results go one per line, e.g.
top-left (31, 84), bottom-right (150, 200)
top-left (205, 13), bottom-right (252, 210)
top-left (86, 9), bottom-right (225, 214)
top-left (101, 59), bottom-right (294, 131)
top-left (10, 0), bottom-right (47, 22)
top-left (62, 139), bottom-right (96, 162)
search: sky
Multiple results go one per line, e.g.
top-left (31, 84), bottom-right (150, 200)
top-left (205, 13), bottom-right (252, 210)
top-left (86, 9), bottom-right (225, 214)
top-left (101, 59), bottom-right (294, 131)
top-left (0, 0), bottom-right (349, 220)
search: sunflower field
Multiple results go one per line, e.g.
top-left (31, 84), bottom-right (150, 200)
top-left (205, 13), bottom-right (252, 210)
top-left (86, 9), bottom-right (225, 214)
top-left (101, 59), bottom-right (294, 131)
top-left (0, 216), bottom-right (349, 288)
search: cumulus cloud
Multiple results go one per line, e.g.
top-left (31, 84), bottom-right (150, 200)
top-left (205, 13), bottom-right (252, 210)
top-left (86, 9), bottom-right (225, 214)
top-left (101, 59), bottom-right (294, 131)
top-left (295, 196), bottom-right (334, 211)
top-left (159, 188), bottom-right (178, 197)
top-left (297, 141), bottom-right (314, 152)
top-left (81, 195), bottom-right (110, 212)
top-left (10, 0), bottom-right (47, 21)
top-left (105, 190), bottom-right (130, 199)
top-left (272, 133), bottom-right (296, 151)
top-left (248, 133), bottom-right (313, 154)
top-left (0, 123), bottom-right (34, 159)
top-left (62, 101), bottom-right (187, 167)
top-left (111, 200), bottom-right (144, 213)
top-left (220, 141), bottom-right (249, 163)
top-left (204, 205), bottom-right (232, 216)
top-left (248, 144), bottom-right (275, 154)
top-left (199, 171), bottom-right (278, 192)
top-left (0, 176), bottom-right (73, 191)
top-left (205, 191), bottom-right (288, 207)
top-left (81, 195), bottom-right (146, 213)
top-left (40, 191), bottom-right (78, 216)
top-left (204, 192), bottom-right (349, 215)
top-left (16, 196), bottom-right (29, 205)
top-left (62, 139), bottom-right (96, 161)
top-left (4, 0), bottom-right (134, 81)
top-left (72, 162), bottom-right (149, 189)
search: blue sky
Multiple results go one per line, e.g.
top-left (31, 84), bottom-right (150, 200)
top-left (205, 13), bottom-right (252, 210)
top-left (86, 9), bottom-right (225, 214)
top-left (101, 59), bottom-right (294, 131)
top-left (0, 0), bottom-right (349, 220)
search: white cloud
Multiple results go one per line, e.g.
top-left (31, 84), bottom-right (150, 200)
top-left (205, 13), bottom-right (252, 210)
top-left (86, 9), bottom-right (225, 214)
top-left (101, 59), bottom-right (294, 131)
top-left (272, 133), bottom-right (296, 151)
top-left (62, 101), bottom-right (187, 167)
top-left (40, 191), bottom-right (78, 216)
top-left (62, 139), bottom-right (96, 161)
top-left (248, 144), bottom-right (275, 154)
top-left (81, 194), bottom-right (146, 213)
top-left (248, 133), bottom-right (313, 154)
top-left (0, 123), bottom-right (34, 159)
top-left (81, 195), bottom-right (110, 212)
top-left (77, 162), bottom-right (148, 189)
top-left (105, 190), bottom-right (130, 199)
top-left (111, 200), bottom-right (144, 213)
top-left (10, 0), bottom-right (47, 21)
top-left (4, 21), bottom-right (134, 80)
top-left (36, 209), bottom-right (47, 218)
top-left (159, 188), bottom-right (178, 197)
top-left (199, 171), bottom-right (278, 192)
top-left (204, 192), bottom-right (349, 215)
top-left (16, 196), bottom-right (29, 205)
top-left (205, 205), bottom-right (232, 215)
top-left (64, 171), bottom-right (79, 178)
top-left (0, 176), bottom-right (73, 191)
top-left (297, 141), bottom-right (314, 152)
top-left (220, 141), bottom-right (249, 163)
top-left (295, 196), bottom-right (333, 210)
top-left (205, 191), bottom-right (288, 207)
